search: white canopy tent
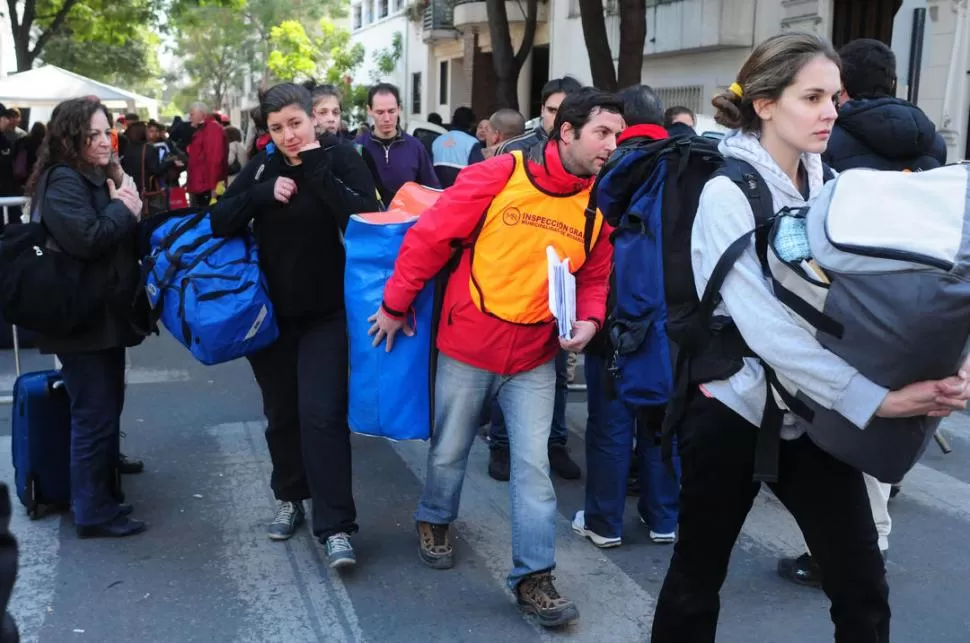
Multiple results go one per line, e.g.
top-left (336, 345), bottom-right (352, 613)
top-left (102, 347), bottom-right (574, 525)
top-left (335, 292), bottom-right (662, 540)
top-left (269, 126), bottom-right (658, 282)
top-left (0, 64), bottom-right (159, 125)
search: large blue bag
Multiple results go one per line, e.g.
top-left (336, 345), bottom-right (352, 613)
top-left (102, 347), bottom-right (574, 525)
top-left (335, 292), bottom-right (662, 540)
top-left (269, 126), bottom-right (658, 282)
top-left (143, 209), bottom-right (278, 365)
top-left (345, 212), bottom-right (435, 441)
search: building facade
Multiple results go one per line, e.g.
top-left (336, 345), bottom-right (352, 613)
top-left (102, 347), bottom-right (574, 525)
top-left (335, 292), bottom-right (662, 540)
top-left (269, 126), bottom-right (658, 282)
top-left (351, 0), bottom-right (970, 161)
top-left (349, 0), bottom-right (554, 125)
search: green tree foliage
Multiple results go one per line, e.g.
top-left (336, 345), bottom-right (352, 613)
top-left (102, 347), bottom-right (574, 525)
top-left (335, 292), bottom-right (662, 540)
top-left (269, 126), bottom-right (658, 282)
top-left (267, 21), bottom-right (319, 82)
top-left (7, 0), bottom-right (158, 71)
top-left (370, 31), bottom-right (403, 82)
top-left (5, 0), bottom-right (226, 72)
top-left (40, 26), bottom-right (165, 98)
top-left (174, 4), bottom-right (253, 110)
top-left (267, 19), bottom-right (365, 84)
top-left (169, 0), bottom-right (347, 105)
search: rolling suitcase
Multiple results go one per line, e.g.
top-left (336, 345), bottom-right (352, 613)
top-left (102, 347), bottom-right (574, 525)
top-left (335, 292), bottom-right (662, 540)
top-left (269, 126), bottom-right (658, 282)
top-left (11, 370), bottom-right (70, 518)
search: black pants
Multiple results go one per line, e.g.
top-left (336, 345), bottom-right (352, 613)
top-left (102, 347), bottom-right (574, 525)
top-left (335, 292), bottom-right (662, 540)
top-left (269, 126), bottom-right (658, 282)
top-left (189, 191), bottom-right (211, 208)
top-left (651, 393), bottom-right (889, 643)
top-left (58, 348), bottom-right (126, 526)
top-left (246, 314), bottom-right (357, 540)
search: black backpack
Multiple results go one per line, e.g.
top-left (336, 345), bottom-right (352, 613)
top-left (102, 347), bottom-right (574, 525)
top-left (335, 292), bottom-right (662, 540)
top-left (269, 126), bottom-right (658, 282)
top-left (595, 134), bottom-right (833, 480)
top-left (592, 136), bottom-right (761, 403)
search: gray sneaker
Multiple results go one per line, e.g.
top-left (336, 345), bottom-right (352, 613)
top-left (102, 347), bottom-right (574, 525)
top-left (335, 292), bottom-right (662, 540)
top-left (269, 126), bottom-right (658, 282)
top-left (325, 532), bottom-right (356, 569)
top-left (267, 501), bottom-right (305, 541)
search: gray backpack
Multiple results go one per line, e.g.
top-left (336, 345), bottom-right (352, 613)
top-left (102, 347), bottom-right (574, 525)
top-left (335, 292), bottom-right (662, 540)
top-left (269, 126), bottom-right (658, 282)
top-left (757, 164), bottom-right (970, 483)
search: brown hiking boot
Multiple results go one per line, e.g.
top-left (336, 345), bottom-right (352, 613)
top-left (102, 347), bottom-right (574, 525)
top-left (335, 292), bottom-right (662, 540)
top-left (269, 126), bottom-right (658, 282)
top-left (416, 521), bottom-right (454, 569)
top-left (516, 571), bottom-right (579, 628)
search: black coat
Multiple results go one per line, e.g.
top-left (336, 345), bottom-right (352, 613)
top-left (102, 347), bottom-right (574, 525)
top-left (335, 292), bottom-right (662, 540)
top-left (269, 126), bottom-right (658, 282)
top-left (35, 165), bottom-right (149, 354)
top-left (823, 97), bottom-right (947, 172)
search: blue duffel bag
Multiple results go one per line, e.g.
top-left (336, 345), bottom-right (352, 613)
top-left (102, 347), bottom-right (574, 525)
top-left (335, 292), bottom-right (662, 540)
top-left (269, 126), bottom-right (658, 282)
top-left (344, 184), bottom-right (440, 441)
top-left (142, 208), bottom-right (279, 365)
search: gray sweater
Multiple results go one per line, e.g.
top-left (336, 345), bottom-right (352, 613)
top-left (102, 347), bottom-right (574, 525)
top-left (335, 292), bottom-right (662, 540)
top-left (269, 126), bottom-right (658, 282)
top-left (690, 131), bottom-right (889, 438)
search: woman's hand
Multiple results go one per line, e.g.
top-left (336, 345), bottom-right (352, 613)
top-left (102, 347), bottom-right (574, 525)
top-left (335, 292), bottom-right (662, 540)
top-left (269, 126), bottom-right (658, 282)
top-left (876, 378), bottom-right (969, 419)
top-left (107, 179), bottom-right (142, 218)
top-left (273, 177), bottom-right (298, 204)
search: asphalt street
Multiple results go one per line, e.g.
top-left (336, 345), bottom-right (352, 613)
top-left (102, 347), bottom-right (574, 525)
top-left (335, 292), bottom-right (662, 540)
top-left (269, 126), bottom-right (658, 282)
top-left (0, 332), bottom-right (968, 642)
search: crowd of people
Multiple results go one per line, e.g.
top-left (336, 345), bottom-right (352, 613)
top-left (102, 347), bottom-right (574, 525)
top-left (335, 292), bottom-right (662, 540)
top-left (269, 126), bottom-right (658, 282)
top-left (9, 30), bottom-right (969, 643)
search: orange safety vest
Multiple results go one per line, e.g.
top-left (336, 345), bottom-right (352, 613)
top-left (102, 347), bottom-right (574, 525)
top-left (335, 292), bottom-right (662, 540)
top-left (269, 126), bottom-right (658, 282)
top-left (468, 151), bottom-right (603, 325)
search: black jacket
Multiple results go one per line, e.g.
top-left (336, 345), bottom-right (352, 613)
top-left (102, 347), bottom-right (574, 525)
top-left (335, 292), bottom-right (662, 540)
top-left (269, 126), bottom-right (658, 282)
top-left (823, 97), bottom-right (947, 172)
top-left (666, 122), bottom-right (697, 140)
top-left (121, 141), bottom-right (174, 195)
top-left (35, 165), bottom-right (149, 354)
top-left (495, 125), bottom-right (548, 156)
top-left (210, 135), bottom-right (380, 320)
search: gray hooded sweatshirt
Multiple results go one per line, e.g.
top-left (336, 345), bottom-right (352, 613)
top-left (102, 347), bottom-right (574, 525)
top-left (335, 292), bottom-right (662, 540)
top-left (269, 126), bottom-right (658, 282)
top-left (690, 131), bottom-right (889, 439)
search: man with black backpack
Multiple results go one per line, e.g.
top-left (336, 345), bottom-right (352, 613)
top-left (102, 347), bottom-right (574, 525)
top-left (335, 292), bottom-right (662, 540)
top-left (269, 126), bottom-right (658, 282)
top-left (777, 37), bottom-right (947, 589)
top-left (572, 84), bottom-right (681, 549)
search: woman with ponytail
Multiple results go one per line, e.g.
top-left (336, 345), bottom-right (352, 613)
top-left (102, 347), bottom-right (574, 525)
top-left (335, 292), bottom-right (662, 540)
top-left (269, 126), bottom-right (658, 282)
top-left (650, 33), bottom-right (970, 643)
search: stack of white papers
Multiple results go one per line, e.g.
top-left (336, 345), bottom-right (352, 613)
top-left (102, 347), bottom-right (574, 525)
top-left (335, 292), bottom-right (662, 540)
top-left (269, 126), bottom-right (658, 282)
top-left (547, 246), bottom-right (576, 340)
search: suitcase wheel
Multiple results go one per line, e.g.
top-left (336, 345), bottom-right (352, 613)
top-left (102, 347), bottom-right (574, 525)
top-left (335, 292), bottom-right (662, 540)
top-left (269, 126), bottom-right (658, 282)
top-left (25, 474), bottom-right (39, 520)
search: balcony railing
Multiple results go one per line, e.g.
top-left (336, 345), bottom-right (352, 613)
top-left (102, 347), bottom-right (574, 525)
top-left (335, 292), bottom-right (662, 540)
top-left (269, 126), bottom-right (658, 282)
top-left (423, 0), bottom-right (454, 31)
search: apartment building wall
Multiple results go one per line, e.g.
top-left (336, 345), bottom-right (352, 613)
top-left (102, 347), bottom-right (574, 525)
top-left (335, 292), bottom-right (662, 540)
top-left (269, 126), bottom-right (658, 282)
top-left (548, 0), bottom-right (967, 159)
top-left (349, 0), bottom-right (434, 126)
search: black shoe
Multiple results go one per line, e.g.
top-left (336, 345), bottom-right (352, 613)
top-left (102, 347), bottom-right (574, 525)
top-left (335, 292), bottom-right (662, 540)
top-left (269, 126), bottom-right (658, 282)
top-left (777, 553), bottom-right (822, 588)
top-left (488, 445), bottom-right (510, 482)
top-left (77, 516), bottom-right (147, 539)
top-left (626, 476), bottom-right (640, 497)
top-left (549, 445), bottom-right (581, 480)
top-left (118, 503), bottom-right (133, 517)
top-left (119, 454), bottom-right (144, 475)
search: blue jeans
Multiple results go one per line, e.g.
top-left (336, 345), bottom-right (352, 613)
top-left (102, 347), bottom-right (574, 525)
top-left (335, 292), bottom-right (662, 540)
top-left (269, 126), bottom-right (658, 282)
top-left (489, 350), bottom-right (568, 448)
top-left (415, 354), bottom-right (557, 589)
top-left (584, 355), bottom-right (680, 539)
top-left (59, 348), bottom-right (126, 526)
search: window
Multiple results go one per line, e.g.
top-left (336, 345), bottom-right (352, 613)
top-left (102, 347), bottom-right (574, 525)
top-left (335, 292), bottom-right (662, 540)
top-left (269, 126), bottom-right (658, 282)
top-left (363, 1), bottom-right (372, 24)
top-left (352, 4), bottom-right (362, 29)
top-left (393, 0), bottom-right (405, 11)
top-left (656, 85), bottom-right (703, 115)
top-left (378, 0), bottom-right (388, 19)
top-left (411, 72), bottom-right (423, 114)
top-left (439, 61), bottom-right (449, 105)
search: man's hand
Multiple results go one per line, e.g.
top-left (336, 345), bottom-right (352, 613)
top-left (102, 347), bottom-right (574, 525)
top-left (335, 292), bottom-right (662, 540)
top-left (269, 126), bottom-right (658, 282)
top-left (273, 177), bottom-right (298, 204)
top-left (559, 320), bottom-right (598, 353)
top-left (368, 307), bottom-right (414, 352)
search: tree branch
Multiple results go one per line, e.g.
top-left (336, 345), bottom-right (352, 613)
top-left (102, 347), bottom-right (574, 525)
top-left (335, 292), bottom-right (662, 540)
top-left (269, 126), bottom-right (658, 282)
top-left (513, 0), bottom-right (538, 71)
top-left (6, 0), bottom-right (20, 30)
top-left (30, 0), bottom-right (84, 61)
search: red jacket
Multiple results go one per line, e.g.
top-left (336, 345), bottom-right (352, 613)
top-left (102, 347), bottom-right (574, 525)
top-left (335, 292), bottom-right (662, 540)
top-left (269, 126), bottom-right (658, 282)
top-left (382, 142), bottom-right (613, 375)
top-left (186, 116), bottom-right (228, 193)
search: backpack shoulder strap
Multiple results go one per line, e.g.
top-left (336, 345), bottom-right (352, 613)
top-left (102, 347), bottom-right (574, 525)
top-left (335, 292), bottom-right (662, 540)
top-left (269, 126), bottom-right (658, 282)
top-left (821, 163), bottom-right (835, 183)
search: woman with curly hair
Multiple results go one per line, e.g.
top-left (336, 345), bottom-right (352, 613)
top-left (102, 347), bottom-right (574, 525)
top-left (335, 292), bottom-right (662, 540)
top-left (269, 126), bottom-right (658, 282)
top-left (25, 97), bottom-right (149, 539)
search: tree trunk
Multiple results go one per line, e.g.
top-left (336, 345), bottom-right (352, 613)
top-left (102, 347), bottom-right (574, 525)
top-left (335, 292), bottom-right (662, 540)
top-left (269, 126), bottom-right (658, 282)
top-left (486, 0), bottom-right (538, 110)
top-left (578, 0), bottom-right (616, 91)
top-left (616, 0), bottom-right (646, 90)
top-left (8, 0), bottom-right (83, 71)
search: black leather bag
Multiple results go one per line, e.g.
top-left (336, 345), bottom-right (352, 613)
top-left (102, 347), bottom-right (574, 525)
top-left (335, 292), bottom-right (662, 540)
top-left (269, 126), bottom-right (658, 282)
top-left (0, 170), bottom-right (107, 337)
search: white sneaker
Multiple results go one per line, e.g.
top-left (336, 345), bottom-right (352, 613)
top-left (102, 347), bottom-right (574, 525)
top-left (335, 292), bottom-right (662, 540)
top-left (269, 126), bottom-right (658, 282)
top-left (571, 510), bottom-right (621, 548)
top-left (639, 516), bottom-right (676, 543)
top-left (649, 530), bottom-right (677, 544)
